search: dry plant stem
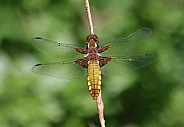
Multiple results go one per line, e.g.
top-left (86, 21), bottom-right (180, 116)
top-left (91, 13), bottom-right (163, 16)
top-left (85, 0), bottom-right (94, 34)
top-left (85, 0), bottom-right (105, 126)
top-left (96, 92), bottom-right (105, 127)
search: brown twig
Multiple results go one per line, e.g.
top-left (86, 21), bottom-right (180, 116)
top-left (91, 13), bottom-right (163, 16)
top-left (85, 0), bottom-right (94, 34)
top-left (85, 0), bottom-right (105, 126)
top-left (96, 91), bottom-right (105, 127)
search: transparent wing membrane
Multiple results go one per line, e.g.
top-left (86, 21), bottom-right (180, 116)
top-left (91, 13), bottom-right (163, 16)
top-left (31, 37), bottom-right (84, 60)
top-left (101, 54), bottom-right (156, 76)
top-left (31, 28), bottom-right (155, 79)
top-left (32, 61), bottom-right (86, 79)
top-left (101, 28), bottom-right (152, 56)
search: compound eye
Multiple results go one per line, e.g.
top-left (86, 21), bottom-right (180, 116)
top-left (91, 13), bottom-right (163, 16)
top-left (86, 35), bottom-right (91, 42)
top-left (86, 34), bottom-right (99, 42)
top-left (93, 35), bottom-right (98, 42)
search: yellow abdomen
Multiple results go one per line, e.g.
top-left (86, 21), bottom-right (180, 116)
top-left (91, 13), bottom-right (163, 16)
top-left (87, 60), bottom-right (101, 100)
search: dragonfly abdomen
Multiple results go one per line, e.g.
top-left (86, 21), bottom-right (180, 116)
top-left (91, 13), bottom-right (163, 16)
top-left (87, 60), bottom-right (101, 100)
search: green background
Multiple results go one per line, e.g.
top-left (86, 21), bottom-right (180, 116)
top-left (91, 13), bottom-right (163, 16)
top-left (0, 0), bottom-right (184, 127)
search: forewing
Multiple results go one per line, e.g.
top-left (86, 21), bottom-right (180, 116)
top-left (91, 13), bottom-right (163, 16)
top-left (32, 61), bottom-right (86, 79)
top-left (101, 54), bottom-right (156, 76)
top-left (31, 37), bottom-right (84, 60)
top-left (101, 28), bottom-right (152, 56)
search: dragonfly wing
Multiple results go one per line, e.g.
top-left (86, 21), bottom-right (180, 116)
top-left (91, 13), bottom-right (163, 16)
top-left (101, 54), bottom-right (156, 76)
top-left (31, 37), bottom-right (84, 60)
top-left (32, 61), bottom-right (86, 79)
top-left (101, 28), bottom-right (152, 56)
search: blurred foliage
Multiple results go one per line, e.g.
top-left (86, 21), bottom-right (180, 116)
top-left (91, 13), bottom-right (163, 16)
top-left (0, 0), bottom-right (184, 127)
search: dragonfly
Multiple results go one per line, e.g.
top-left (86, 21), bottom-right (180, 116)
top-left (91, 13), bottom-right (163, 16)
top-left (31, 28), bottom-right (156, 100)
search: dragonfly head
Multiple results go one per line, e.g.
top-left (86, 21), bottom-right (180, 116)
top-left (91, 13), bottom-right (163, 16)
top-left (86, 34), bottom-right (99, 48)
